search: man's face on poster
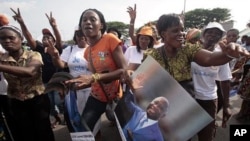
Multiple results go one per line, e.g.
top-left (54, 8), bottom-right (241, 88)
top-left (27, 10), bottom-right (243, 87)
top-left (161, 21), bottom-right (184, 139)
top-left (146, 97), bottom-right (168, 120)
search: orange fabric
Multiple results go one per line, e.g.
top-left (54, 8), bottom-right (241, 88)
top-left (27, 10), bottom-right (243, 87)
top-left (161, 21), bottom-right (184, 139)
top-left (84, 33), bottom-right (122, 102)
top-left (138, 26), bottom-right (153, 37)
top-left (0, 14), bottom-right (9, 26)
top-left (186, 28), bottom-right (201, 41)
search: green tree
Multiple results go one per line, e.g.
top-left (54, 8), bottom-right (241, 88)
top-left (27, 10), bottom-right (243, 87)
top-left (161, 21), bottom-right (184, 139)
top-left (184, 8), bottom-right (231, 29)
top-left (106, 21), bottom-right (129, 38)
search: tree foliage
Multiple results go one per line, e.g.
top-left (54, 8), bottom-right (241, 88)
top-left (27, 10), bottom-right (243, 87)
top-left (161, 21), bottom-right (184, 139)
top-left (184, 8), bottom-right (231, 29)
top-left (106, 21), bottom-right (129, 37)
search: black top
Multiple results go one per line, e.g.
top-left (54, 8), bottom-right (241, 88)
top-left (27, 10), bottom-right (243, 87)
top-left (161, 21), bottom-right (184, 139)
top-left (34, 41), bottom-right (57, 83)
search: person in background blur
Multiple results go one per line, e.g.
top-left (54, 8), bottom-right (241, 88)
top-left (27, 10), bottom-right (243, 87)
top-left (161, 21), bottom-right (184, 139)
top-left (127, 4), bottom-right (163, 48)
top-left (107, 27), bottom-right (128, 52)
top-left (124, 25), bottom-right (154, 70)
top-left (224, 29), bottom-right (244, 98)
top-left (236, 35), bottom-right (250, 122)
top-left (107, 27), bottom-right (122, 39)
top-left (240, 35), bottom-right (248, 46)
top-left (186, 28), bottom-right (202, 45)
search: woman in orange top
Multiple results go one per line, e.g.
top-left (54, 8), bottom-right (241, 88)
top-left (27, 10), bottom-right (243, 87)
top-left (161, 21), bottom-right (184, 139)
top-left (65, 9), bottom-right (127, 132)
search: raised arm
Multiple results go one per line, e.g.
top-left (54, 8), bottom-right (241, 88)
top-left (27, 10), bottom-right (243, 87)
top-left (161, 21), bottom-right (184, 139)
top-left (10, 8), bottom-right (37, 49)
top-left (127, 4), bottom-right (137, 45)
top-left (194, 42), bottom-right (250, 66)
top-left (44, 37), bottom-right (66, 69)
top-left (45, 12), bottom-right (62, 53)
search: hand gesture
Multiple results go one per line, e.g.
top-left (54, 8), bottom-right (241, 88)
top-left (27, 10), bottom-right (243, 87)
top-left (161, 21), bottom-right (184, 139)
top-left (44, 38), bottom-right (59, 57)
top-left (127, 4), bottom-right (136, 22)
top-left (45, 12), bottom-right (57, 27)
top-left (65, 74), bottom-right (93, 90)
top-left (219, 41), bottom-right (250, 59)
top-left (10, 8), bottom-right (24, 24)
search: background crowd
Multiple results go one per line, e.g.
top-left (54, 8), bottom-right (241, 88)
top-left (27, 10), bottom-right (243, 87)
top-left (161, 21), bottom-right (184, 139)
top-left (0, 3), bottom-right (250, 141)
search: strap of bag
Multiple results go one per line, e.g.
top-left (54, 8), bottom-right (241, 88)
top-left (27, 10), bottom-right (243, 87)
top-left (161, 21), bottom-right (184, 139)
top-left (88, 47), bottom-right (111, 102)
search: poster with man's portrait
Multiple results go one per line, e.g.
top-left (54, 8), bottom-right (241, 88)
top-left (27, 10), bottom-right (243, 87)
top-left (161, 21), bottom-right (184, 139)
top-left (115, 56), bottom-right (213, 141)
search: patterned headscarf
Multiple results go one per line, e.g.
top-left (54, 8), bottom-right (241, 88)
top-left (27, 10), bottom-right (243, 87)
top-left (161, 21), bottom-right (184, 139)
top-left (186, 28), bottom-right (201, 42)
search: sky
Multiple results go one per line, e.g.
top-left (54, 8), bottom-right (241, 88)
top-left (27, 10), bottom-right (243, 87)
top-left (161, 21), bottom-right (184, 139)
top-left (0, 0), bottom-right (249, 41)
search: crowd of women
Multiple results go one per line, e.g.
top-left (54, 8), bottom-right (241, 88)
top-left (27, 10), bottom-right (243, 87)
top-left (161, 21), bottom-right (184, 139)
top-left (0, 3), bottom-right (250, 141)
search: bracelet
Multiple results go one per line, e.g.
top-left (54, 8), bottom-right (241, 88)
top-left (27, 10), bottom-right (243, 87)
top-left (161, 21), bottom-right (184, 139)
top-left (92, 73), bottom-right (100, 82)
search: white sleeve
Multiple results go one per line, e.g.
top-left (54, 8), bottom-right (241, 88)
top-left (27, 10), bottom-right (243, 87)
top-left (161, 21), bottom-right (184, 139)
top-left (124, 46), bottom-right (143, 64)
top-left (124, 46), bottom-right (132, 64)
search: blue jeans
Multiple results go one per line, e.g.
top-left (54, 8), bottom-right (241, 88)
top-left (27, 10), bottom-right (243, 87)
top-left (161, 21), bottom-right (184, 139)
top-left (47, 91), bottom-right (63, 116)
top-left (82, 96), bottom-right (107, 131)
top-left (45, 83), bottom-right (64, 116)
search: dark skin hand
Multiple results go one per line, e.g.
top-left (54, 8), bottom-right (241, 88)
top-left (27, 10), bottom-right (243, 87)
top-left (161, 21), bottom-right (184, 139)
top-left (10, 8), bottom-right (23, 23)
top-left (127, 4), bottom-right (137, 44)
top-left (45, 12), bottom-right (57, 27)
top-left (219, 40), bottom-right (250, 58)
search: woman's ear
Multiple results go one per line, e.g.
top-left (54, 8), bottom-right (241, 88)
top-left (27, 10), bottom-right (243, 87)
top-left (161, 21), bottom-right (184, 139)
top-left (160, 31), bottom-right (165, 40)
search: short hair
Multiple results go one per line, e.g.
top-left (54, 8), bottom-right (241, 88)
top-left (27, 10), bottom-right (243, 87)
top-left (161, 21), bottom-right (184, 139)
top-left (78, 9), bottom-right (107, 35)
top-left (242, 35), bottom-right (248, 39)
top-left (156, 13), bottom-right (182, 39)
top-left (107, 27), bottom-right (121, 39)
top-left (227, 28), bottom-right (239, 35)
top-left (153, 96), bottom-right (169, 113)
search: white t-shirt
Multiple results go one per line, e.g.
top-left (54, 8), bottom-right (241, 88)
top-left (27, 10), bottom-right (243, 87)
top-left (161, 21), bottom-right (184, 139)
top-left (60, 45), bottom-right (91, 77)
top-left (191, 47), bottom-right (232, 100)
top-left (61, 45), bottom-right (101, 135)
top-left (60, 45), bottom-right (91, 114)
top-left (124, 46), bottom-right (144, 64)
top-left (0, 45), bottom-right (8, 95)
top-left (153, 42), bottom-right (164, 48)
